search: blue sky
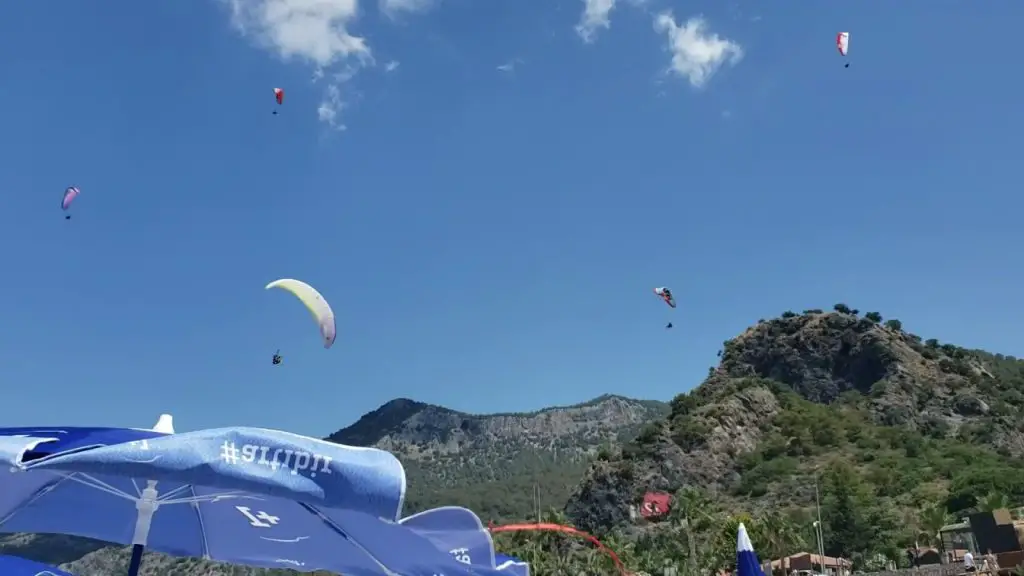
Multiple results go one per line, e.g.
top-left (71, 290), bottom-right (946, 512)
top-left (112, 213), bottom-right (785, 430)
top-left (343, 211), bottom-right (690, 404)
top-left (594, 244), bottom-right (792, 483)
top-left (0, 1), bottom-right (1021, 437)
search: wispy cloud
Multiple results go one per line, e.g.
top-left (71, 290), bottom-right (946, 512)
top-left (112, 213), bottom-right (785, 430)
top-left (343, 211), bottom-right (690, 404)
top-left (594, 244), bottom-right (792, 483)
top-left (379, 0), bottom-right (435, 18)
top-left (575, 0), bottom-right (616, 43)
top-left (574, 0), bottom-right (649, 43)
top-left (497, 58), bottom-right (523, 73)
top-left (223, 0), bottom-right (373, 128)
top-left (317, 83), bottom-right (344, 128)
top-left (384, 60), bottom-right (400, 72)
top-left (653, 13), bottom-right (743, 88)
top-left (318, 67), bottom-right (359, 130)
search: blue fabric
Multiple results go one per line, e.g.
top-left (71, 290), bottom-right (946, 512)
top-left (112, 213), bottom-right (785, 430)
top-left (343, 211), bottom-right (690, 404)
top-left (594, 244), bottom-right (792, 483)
top-left (736, 523), bottom-right (766, 576)
top-left (0, 428), bottom-right (507, 576)
top-left (400, 507), bottom-right (497, 568)
top-left (0, 427), bottom-right (166, 460)
top-left (0, 554), bottom-right (75, 576)
top-left (7, 427), bottom-right (405, 517)
top-left (399, 507), bottom-right (530, 575)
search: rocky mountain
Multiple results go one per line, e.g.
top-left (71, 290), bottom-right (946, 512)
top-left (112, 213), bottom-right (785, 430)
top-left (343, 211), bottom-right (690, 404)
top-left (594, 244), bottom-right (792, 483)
top-left (0, 394), bottom-right (668, 575)
top-left (566, 306), bottom-right (1024, 537)
top-left (326, 394), bottom-right (671, 520)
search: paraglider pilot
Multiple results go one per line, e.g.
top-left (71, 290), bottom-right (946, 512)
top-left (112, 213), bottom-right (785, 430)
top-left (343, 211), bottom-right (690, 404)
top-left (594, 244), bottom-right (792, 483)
top-left (272, 351), bottom-right (282, 365)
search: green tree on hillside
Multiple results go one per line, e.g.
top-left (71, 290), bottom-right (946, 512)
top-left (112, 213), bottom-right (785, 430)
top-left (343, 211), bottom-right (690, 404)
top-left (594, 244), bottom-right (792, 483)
top-left (821, 462), bottom-right (876, 560)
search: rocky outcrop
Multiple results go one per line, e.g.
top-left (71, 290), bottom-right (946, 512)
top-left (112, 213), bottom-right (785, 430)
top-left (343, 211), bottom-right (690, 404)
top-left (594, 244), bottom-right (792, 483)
top-left (566, 309), bottom-right (1024, 533)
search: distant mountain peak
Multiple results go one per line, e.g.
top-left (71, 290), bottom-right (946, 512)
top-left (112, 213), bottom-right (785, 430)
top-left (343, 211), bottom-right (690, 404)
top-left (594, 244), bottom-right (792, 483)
top-left (326, 394), bottom-right (666, 445)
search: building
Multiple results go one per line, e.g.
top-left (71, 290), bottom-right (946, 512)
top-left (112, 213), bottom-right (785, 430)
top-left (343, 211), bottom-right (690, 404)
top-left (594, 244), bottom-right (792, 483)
top-left (770, 552), bottom-right (851, 576)
top-left (939, 519), bottom-right (976, 560)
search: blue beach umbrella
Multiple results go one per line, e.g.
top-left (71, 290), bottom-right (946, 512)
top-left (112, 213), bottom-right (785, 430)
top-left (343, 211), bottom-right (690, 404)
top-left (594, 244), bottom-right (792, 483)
top-left (0, 555), bottom-right (76, 576)
top-left (736, 522), bottom-right (767, 576)
top-left (0, 416), bottom-right (507, 576)
top-left (400, 506), bottom-right (530, 575)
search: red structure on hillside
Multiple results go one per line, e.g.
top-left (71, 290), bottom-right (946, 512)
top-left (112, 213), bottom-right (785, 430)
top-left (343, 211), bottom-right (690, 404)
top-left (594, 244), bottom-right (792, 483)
top-left (641, 491), bottom-right (671, 519)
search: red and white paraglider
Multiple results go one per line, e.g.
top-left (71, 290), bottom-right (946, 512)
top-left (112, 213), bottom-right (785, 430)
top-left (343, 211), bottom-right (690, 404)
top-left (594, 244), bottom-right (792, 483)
top-left (653, 286), bottom-right (676, 329)
top-left (837, 32), bottom-right (849, 68)
top-left (273, 87), bottom-right (284, 115)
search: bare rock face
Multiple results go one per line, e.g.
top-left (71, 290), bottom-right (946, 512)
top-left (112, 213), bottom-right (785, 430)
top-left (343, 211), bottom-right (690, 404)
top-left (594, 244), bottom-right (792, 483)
top-left (327, 394), bottom-right (667, 456)
top-left (325, 394), bottom-right (670, 519)
top-left (566, 383), bottom-right (781, 533)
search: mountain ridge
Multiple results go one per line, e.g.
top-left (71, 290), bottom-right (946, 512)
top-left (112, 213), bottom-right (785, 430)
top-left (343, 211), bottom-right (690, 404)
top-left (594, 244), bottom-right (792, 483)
top-left (12, 305), bottom-right (1024, 574)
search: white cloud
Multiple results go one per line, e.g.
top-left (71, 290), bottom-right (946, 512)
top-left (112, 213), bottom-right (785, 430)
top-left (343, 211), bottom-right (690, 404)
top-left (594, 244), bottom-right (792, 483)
top-left (318, 67), bottom-right (358, 130)
top-left (379, 0), bottom-right (434, 18)
top-left (317, 82), bottom-right (346, 130)
top-left (384, 60), bottom-right (400, 72)
top-left (223, 0), bottom-right (374, 128)
top-left (653, 13), bottom-right (742, 88)
top-left (497, 58), bottom-right (523, 73)
top-left (224, 0), bottom-right (371, 66)
top-left (575, 0), bottom-right (616, 43)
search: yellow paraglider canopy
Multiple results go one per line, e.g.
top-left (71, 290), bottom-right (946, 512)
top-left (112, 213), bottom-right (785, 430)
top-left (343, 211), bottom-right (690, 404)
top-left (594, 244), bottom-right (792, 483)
top-left (265, 278), bottom-right (337, 349)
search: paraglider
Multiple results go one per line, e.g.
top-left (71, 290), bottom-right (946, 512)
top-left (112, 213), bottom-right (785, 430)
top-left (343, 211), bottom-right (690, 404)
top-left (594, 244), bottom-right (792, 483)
top-left (272, 350), bottom-right (282, 365)
top-left (60, 186), bottom-right (80, 220)
top-left (654, 286), bottom-right (675, 308)
top-left (273, 88), bottom-right (284, 114)
top-left (265, 278), bottom-right (336, 363)
top-left (654, 287), bottom-right (675, 329)
top-left (837, 32), bottom-right (849, 68)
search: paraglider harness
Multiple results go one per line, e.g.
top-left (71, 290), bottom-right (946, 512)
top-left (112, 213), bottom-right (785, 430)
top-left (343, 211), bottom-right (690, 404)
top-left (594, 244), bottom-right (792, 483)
top-left (272, 351), bottom-right (282, 365)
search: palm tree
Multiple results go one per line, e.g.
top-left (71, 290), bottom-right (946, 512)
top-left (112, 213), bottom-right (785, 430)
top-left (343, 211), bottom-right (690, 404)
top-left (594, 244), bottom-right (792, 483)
top-left (978, 492), bottom-right (1010, 512)
top-left (757, 509), bottom-right (806, 564)
top-left (705, 513), bottom-right (754, 573)
top-left (669, 487), bottom-right (716, 574)
top-left (918, 504), bottom-right (951, 548)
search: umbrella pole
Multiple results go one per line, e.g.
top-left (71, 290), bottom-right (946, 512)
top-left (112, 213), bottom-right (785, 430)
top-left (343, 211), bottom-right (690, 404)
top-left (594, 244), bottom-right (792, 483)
top-left (127, 544), bottom-right (145, 576)
top-left (127, 481), bottom-right (159, 576)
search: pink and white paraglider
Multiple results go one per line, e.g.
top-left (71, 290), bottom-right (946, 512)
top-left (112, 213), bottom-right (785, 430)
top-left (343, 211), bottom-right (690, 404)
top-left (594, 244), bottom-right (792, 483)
top-left (61, 186), bottom-right (80, 220)
top-left (837, 32), bottom-right (849, 68)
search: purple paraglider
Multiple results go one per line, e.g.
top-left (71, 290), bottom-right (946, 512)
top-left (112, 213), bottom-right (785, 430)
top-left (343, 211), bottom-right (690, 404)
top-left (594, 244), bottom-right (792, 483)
top-left (61, 186), bottom-right (80, 220)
